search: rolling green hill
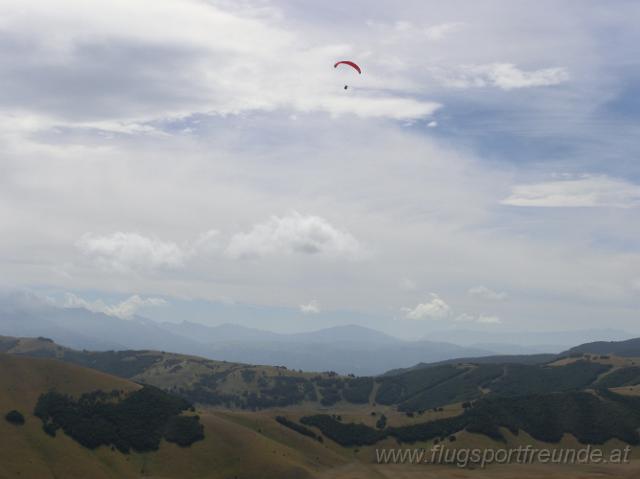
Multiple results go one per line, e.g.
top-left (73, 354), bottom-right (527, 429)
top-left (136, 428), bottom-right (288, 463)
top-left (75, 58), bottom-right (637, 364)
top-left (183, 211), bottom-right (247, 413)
top-left (563, 338), bottom-right (640, 357)
top-left (298, 389), bottom-right (640, 447)
top-left (1, 335), bottom-right (378, 410)
top-left (6, 335), bottom-right (640, 415)
top-left (3, 335), bottom-right (640, 477)
top-left (0, 353), bottom-right (347, 478)
top-left (6, 338), bottom-right (640, 468)
top-left (373, 360), bottom-right (612, 412)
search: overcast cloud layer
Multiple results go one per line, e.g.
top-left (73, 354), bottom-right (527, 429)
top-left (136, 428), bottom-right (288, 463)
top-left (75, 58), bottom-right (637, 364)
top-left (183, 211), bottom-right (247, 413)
top-left (1, 0), bottom-right (640, 335)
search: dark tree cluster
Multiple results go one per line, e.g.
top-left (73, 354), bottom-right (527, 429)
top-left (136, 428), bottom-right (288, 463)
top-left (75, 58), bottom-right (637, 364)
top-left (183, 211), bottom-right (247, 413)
top-left (397, 364), bottom-right (503, 412)
top-left (180, 373), bottom-right (319, 410)
top-left (34, 386), bottom-right (204, 453)
top-left (275, 416), bottom-right (322, 441)
top-left (245, 376), bottom-right (316, 409)
top-left (374, 361), bottom-right (612, 413)
top-left (301, 415), bottom-right (384, 446)
top-left (5, 410), bottom-right (25, 425)
top-left (164, 415), bottom-right (205, 446)
top-left (180, 386), bottom-right (239, 408)
top-left (300, 390), bottom-right (640, 447)
top-left (489, 361), bottom-right (611, 397)
top-left (342, 377), bottom-right (374, 404)
top-left (375, 364), bottom-right (464, 406)
top-left (319, 387), bottom-right (342, 406)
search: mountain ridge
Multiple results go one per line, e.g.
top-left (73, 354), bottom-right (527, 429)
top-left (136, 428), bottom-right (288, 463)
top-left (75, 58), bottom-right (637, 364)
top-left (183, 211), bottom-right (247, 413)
top-left (0, 304), bottom-right (495, 374)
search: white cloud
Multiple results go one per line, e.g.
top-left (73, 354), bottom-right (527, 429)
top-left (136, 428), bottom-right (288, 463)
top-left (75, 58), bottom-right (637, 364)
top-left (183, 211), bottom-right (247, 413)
top-left (402, 294), bottom-right (451, 320)
top-left (77, 232), bottom-right (186, 272)
top-left (435, 63), bottom-right (569, 90)
top-left (226, 212), bottom-right (362, 260)
top-left (299, 299), bottom-right (320, 314)
top-left (301, 96), bottom-right (441, 121)
top-left (502, 175), bottom-right (640, 208)
top-left (0, 0), bottom-right (439, 123)
top-left (468, 285), bottom-right (508, 301)
top-left (63, 293), bottom-right (166, 319)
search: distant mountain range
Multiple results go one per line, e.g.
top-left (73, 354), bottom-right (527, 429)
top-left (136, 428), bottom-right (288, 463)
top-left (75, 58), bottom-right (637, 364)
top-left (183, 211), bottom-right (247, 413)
top-left (0, 302), bottom-right (492, 374)
top-left (166, 322), bottom-right (498, 375)
top-left (0, 298), bottom-right (635, 375)
top-left (159, 321), bottom-right (401, 346)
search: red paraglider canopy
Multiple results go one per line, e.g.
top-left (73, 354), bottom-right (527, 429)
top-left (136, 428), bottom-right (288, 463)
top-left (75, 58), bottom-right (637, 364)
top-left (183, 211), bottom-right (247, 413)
top-left (334, 61), bottom-right (362, 74)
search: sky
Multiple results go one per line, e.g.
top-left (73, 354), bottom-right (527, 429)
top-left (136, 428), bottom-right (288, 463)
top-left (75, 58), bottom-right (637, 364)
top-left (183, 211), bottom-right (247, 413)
top-left (1, 0), bottom-right (639, 336)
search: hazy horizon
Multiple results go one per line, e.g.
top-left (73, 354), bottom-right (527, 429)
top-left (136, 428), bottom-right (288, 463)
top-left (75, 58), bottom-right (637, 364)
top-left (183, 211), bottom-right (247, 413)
top-left (0, 289), bottom-right (636, 347)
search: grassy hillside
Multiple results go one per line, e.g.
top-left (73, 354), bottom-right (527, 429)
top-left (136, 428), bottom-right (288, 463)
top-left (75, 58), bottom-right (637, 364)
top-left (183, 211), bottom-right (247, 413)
top-left (563, 338), bottom-right (640, 357)
top-left (3, 338), bottom-right (640, 477)
top-left (1, 336), bottom-right (378, 410)
top-left (6, 335), bottom-right (640, 414)
top-left (0, 353), bottom-right (346, 478)
top-left (298, 389), bottom-right (640, 447)
top-left (381, 353), bottom-right (557, 376)
top-left (373, 360), bottom-right (612, 412)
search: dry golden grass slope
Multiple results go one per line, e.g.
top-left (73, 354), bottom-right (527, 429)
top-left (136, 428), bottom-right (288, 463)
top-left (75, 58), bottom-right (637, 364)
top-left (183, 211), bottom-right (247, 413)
top-left (0, 336), bottom-right (356, 410)
top-left (0, 353), bottom-right (348, 479)
top-left (3, 339), bottom-right (640, 478)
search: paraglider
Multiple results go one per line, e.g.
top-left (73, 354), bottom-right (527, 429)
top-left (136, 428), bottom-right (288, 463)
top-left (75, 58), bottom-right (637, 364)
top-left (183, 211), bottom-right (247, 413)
top-left (334, 60), bottom-right (361, 90)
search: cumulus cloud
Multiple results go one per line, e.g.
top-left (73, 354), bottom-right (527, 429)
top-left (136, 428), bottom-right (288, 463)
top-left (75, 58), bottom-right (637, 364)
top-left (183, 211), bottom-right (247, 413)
top-left (77, 232), bottom-right (187, 272)
top-left (435, 63), bottom-right (569, 90)
top-left (76, 216), bottom-right (361, 275)
top-left (468, 285), bottom-right (508, 301)
top-left (402, 294), bottom-right (451, 320)
top-left (63, 293), bottom-right (166, 319)
top-left (299, 300), bottom-right (320, 314)
top-left (401, 293), bottom-right (502, 325)
top-left (502, 175), bottom-right (640, 208)
top-left (226, 212), bottom-right (362, 260)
